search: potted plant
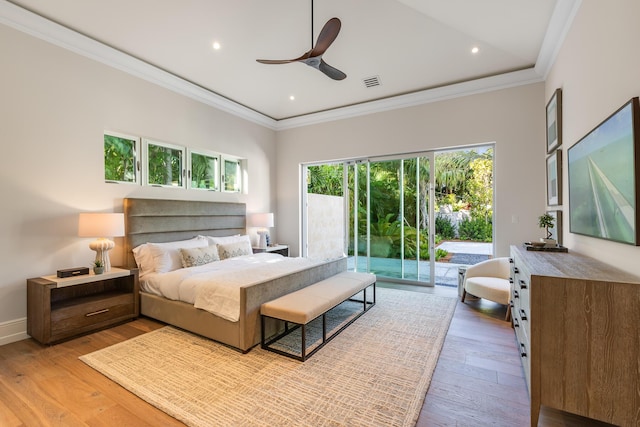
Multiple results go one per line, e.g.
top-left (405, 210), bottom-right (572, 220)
top-left (93, 259), bottom-right (104, 275)
top-left (538, 213), bottom-right (556, 247)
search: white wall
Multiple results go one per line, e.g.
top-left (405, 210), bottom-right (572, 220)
top-left (0, 24), bottom-right (277, 335)
top-left (276, 83), bottom-right (546, 258)
top-left (545, 0), bottom-right (640, 277)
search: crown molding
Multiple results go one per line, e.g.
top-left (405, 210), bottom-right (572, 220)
top-left (1, 0), bottom-right (575, 132)
top-left (0, 1), bottom-right (278, 130)
top-left (275, 68), bottom-right (544, 130)
top-left (535, 0), bottom-right (582, 78)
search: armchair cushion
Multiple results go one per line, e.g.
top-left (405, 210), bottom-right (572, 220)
top-left (464, 276), bottom-right (510, 305)
top-left (462, 257), bottom-right (512, 321)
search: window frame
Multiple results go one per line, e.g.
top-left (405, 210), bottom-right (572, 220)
top-left (188, 148), bottom-right (220, 191)
top-left (103, 131), bottom-right (140, 185)
top-left (222, 156), bottom-right (242, 193)
top-left (143, 138), bottom-right (186, 189)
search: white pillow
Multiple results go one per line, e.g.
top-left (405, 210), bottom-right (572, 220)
top-left (180, 246), bottom-right (220, 268)
top-left (147, 237), bottom-right (208, 273)
top-left (203, 234), bottom-right (249, 246)
top-left (217, 240), bottom-right (253, 260)
top-left (132, 243), bottom-right (154, 275)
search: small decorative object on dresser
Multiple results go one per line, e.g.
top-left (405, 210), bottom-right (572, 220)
top-left (93, 259), bottom-right (104, 274)
top-left (537, 212), bottom-right (557, 247)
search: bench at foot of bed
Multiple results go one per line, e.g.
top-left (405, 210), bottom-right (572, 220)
top-left (260, 271), bottom-right (376, 361)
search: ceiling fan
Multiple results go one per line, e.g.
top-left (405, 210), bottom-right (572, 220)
top-left (256, 2), bottom-right (346, 81)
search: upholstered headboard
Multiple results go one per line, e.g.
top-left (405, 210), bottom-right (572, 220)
top-left (123, 198), bottom-right (246, 268)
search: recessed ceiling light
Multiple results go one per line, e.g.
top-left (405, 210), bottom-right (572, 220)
top-left (212, 41), bottom-right (221, 50)
top-left (289, 95), bottom-right (295, 101)
top-left (471, 46), bottom-right (479, 54)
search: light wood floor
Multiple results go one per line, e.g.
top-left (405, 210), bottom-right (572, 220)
top-left (0, 284), bottom-right (615, 426)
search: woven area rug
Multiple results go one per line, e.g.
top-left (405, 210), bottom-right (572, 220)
top-left (80, 287), bottom-right (456, 427)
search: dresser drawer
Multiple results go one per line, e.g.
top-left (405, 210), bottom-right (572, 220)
top-left (51, 293), bottom-right (135, 335)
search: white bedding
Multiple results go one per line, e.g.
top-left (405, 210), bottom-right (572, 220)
top-left (140, 253), bottom-right (321, 322)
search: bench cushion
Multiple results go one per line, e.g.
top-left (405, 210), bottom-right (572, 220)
top-left (261, 271), bottom-right (375, 324)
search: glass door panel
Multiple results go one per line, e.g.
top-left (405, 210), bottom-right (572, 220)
top-left (303, 145), bottom-right (493, 288)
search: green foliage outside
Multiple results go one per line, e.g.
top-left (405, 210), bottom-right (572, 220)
top-left (308, 148), bottom-right (494, 260)
top-left (435, 216), bottom-right (456, 240)
top-left (147, 144), bottom-right (183, 186)
top-left (104, 135), bottom-right (240, 191)
top-left (458, 217), bottom-right (493, 242)
top-left (104, 135), bottom-right (136, 183)
top-left (191, 153), bottom-right (218, 190)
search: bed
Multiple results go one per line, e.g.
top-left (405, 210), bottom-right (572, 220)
top-left (123, 198), bottom-right (347, 352)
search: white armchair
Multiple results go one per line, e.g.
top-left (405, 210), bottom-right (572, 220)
top-left (461, 257), bottom-right (511, 321)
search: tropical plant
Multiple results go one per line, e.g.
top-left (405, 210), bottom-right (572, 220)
top-left (465, 153), bottom-right (494, 219)
top-left (458, 217), bottom-right (492, 242)
top-left (104, 134), bottom-right (136, 182)
top-left (93, 259), bottom-right (104, 268)
top-left (435, 215), bottom-right (456, 240)
top-left (307, 164), bottom-right (343, 196)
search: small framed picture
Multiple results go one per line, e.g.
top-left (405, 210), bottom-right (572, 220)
top-left (546, 88), bottom-right (562, 153)
top-left (546, 210), bottom-right (562, 245)
top-left (547, 149), bottom-right (562, 206)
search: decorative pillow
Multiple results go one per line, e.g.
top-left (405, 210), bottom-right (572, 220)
top-left (217, 240), bottom-right (253, 260)
top-left (202, 234), bottom-right (250, 247)
top-left (147, 237), bottom-right (208, 273)
top-left (180, 246), bottom-right (220, 268)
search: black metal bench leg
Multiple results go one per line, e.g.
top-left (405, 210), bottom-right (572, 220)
top-left (301, 324), bottom-right (306, 361)
top-left (322, 314), bottom-right (327, 342)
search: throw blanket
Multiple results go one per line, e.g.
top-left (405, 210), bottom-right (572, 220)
top-left (142, 254), bottom-right (320, 322)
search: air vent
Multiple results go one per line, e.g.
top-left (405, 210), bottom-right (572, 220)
top-left (363, 75), bottom-right (381, 88)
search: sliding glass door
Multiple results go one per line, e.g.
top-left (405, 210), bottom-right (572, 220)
top-left (303, 145), bottom-right (494, 287)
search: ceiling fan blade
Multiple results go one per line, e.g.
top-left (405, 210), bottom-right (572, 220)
top-left (256, 59), bottom-right (298, 64)
top-left (309, 17), bottom-right (341, 57)
top-left (257, 49), bottom-right (313, 65)
top-left (319, 59), bottom-right (346, 80)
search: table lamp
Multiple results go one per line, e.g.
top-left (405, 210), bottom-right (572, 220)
top-left (250, 213), bottom-right (274, 249)
top-left (78, 212), bottom-right (125, 272)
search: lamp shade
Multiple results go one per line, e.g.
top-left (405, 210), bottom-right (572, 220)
top-left (249, 212), bottom-right (274, 228)
top-left (78, 213), bottom-right (125, 237)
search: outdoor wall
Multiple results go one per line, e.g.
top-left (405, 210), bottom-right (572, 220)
top-left (276, 83), bottom-right (546, 259)
top-left (0, 24), bottom-right (277, 341)
top-left (545, 0), bottom-right (640, 277)
top-left (306, 193), bottom-right (345, 260)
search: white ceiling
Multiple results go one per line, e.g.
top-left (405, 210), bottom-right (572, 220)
top-left (3, 0), bottom-right (579, 128)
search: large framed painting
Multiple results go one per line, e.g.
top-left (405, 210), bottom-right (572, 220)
top-left (568, 97), bottom-right (640, 245)
top-left (546, 89), bottom-right (562, 153)
top-left (547, 149), bottom-right (562, 206)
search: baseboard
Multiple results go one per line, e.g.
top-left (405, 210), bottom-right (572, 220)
top-left (0, 318), bottom-right (29, 346)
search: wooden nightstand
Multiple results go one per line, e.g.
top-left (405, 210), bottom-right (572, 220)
top-left (27, 268), bottom-right (139, 345)
top-left (252, 244), bottom-right (289, 257)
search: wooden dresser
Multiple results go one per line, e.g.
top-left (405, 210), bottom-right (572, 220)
top-left (509, 245), bottom-right (640, 427)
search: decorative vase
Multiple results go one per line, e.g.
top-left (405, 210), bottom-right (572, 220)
top-left (93, 266), bottom-right (104, 275)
